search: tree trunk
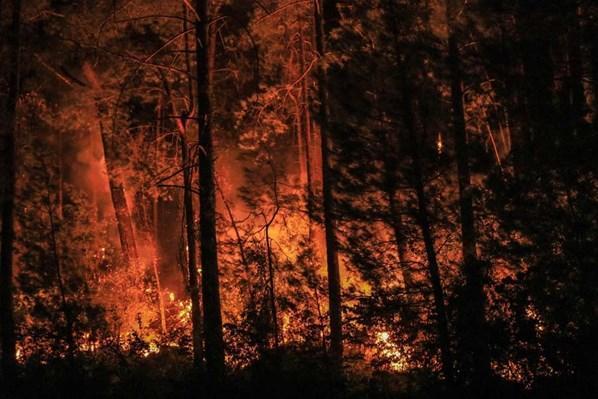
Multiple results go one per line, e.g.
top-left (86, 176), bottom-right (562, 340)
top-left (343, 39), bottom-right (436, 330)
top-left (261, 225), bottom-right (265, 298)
top-left (380, 114), bottom-right (414, 291)
top-left (517, 1), bottom-right (557, 156)
top-left (446, 0), bottom-right (490, 389)
top-left (45, 187), bottom-right (75, 357)
top-left (149, 102), bottom-right (168, 336)
top-left (182, 137), bottom-right (204, 370)
top-left (161, 9), bottom-right (204, 364)
top-left (99, 124), bottom-right (139, 267)
top-left (497, 7), bottom-right (529, 174)
top-left (566, 5), bottom-right (588, 138)
top-left (265, 223), bottom-right (279, 348)
top-left (385, 176), bottom-right (415, 291)
top-left (382, 0), bottom-right (452, 380)
top-left (412, 166), bottom-right (454, 383)
top-left (195, 0), bottom-right (225, 392)
top-left (402, 89), bottom-right (454, 383)
top-left (0, 0), bottom-right (21, 386)
top-left (314, 0), bottom-right (343, 367)
top-left (299, 23), bottom-right (315, 227)
top-left (590, 17), bottom-right (598, 126)
top-left (85, 61), bottom-right (139, 268)
top-left (152, 199), bottom-right (167, 336)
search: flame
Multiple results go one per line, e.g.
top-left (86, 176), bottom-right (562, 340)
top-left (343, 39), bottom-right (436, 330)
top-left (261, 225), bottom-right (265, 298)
top-left (177, 300), bottom-right (192, 322)
top-left (142, 342), bottom-right (160, 358)
top-left (374, 330), bottom-right (410, 372)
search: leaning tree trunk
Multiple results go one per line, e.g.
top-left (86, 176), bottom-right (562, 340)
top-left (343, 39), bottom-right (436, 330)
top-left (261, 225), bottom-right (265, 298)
top-left (401, 83), bottom-right (454, 383)
top-left (446, 0), bottom-right (490, 389)
top-left (382, 0), bottom-right (453, 380)
top-left (0, 0), bottom-right (21, 386)
top-left (314, 0), bottom-right (343, 367)
top-left (84, 63), bottom-right (139, 268)
top-left (381, 136), bottom-right (415, 292)
top-left (195, 0), bottom-right (225, 393)
top-left (410, 160), bottom-right (454, 383)
top-left (99, 124), bottom-right (139, 267)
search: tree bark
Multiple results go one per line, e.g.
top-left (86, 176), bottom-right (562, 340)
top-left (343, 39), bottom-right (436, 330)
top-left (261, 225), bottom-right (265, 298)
top-left (99, 124), bottom-right (139, 267)
top-left (402, 89), bottom-right (454, 383)
top-left (446, 0), bottom-right (490, 389)
top-left (566, 5), bottom-right (588, 138)
top-left (151, 100), bottom-right (167, 336)
top-left (85, 62), bottom-right (139, 268)
top-left (182, 137), bottom-right (204, 370)
top-left (383, 0), bottom-right (452, 380)
top-left (412, 166), bottom-right (454, 383)
top-left (195, 0), bottom-right (225, 392)
top-left (496, 4), bottom-right (529, 174)
top-left (386, 182), bottom-right (415, 291)
top-left (45, 187), bottom-right (75, 357)
top-left (314, 0), bottom-right (343, 367)
top-left (152, 201), bottom-right (167, 336)
top-left (0, 0), bottom-right (21, 386)
top-left (517, 1), bottom-right (557, 156)
top-left (381, 130), bottom-right (415, 291)
top-left (265, 223), bottom-right (279, 348)
top-left (591, 16), bottom-right (598, 126)
top-left (182, 5), bottom-right (204, 369)
top-left (298, 23), bottom-right (315, 227)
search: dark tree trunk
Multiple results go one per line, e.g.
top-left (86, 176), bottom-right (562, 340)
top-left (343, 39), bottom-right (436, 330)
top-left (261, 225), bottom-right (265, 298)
top-left (162, 7), bottom-right (204, 365)
top-left (566, 6), bottom-right (588, 138)
top-left (381, 139), bottom-right (415, 292)
top-left (591, 18), bottom-right (598, 126)
top-left (388, 188), bottom-right (415, 291)
top-left (314, 0), bottom-right (343, 367)
top-left (0, 0), bottom-right (21, 386)
top-left (517, 1), bottom-right (558, 157)
top-left (383, 0), bottom-right (452, 380)
top-left (46, 189), bottom-right (75, 357)
top-left (446, 0), bottom-right (490, 389)
top-left (411, 164), bottom-right (454, 383)
top-left (85, 61), bottom-right (139, 268)
top-left (195, 0), bottom-right (225, 392)
top-left (152, 199), bottom-right (167, 336)
top-left (265, 223), bottom-right (279, 348)
top-left (401, 88), bottom-right (454, 383)
top-left (497, 8), bottom-right (530, 174)
top-left (182, 137), bottom-right (204, 370)
top-left (299, 23), bottom-right (315, 227)
top-left (99, 125), bottom-right (139, 267)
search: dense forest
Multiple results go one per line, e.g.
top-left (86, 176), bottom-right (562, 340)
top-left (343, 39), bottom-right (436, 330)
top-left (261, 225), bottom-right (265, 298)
top-left (0, 0), bottom-right (597, 398)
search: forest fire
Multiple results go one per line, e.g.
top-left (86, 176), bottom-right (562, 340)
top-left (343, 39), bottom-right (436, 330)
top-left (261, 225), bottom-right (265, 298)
top-left (1, 0), bottom-right (597, 398)
top-left (373, 331), bottom-right (410, 373)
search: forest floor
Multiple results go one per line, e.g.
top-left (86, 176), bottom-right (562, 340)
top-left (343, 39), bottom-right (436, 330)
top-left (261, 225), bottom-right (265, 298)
top-left (6, 349), bottom-right (589, 399)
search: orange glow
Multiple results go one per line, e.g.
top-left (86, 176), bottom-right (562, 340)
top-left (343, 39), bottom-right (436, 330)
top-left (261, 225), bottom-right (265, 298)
top-left (374, 330), bottom-right (411, 373)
